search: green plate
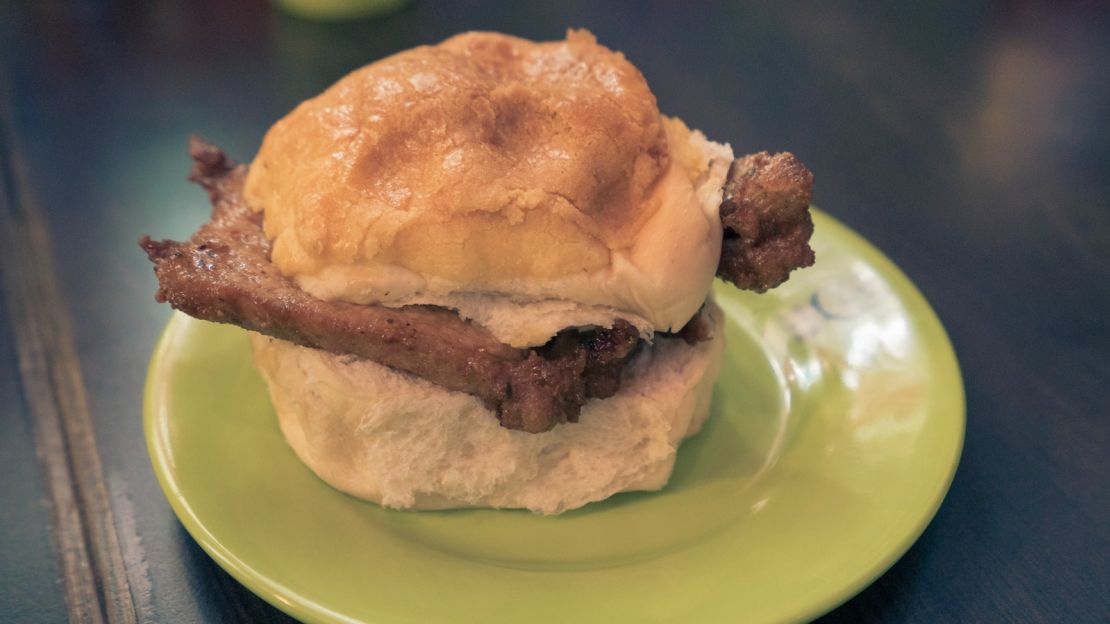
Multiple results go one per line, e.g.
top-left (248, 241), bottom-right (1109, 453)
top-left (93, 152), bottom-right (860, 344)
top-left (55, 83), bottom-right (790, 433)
top-left (144, 210), bottom-right (964, 623)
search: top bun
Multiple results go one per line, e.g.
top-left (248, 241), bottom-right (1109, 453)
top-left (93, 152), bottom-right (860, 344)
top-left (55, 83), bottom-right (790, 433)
top-left (244, 30), bottom-right (732, 344)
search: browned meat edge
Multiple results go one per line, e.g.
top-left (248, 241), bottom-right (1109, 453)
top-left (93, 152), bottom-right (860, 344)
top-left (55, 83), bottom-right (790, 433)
top-left (140, 138), bottom-right (651, 433)
top-left (716, 151), bottom-right (816, 291)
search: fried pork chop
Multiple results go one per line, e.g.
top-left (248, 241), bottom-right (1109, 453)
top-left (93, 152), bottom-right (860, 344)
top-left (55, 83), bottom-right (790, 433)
top-left (141, 139), bottom-right (813, 432)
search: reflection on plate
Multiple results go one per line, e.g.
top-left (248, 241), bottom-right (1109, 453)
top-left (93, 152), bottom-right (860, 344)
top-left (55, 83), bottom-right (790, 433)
top-left (144, 210), bottom-right (964, 623)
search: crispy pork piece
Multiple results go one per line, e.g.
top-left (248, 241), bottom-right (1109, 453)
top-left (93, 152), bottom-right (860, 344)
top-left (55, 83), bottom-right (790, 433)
top-left (717, 151), bottom-right (815, 291)
top-left (142, 141), bottom-right (813, 432)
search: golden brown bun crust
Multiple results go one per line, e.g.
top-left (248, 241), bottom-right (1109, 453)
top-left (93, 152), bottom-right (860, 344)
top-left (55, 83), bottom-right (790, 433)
top-left (245, 30), bottom-right (733, 337)
top-left (246, 29), bottom-right (667, 282)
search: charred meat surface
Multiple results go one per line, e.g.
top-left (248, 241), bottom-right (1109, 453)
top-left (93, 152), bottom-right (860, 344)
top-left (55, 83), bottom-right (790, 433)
top-left (140, 139), bottom-right (687, 433)
top-left (717, 151), bottom-right (816, 291)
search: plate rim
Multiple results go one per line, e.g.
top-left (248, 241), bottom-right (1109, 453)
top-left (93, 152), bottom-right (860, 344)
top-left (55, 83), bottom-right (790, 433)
top-left (143, 209), bottom-right (965, 623)
top-left (783, 212), bottom-right (966, 621)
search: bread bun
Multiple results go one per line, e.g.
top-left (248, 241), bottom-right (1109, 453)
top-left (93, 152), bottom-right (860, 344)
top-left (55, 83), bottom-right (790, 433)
top-left (244, 30), bottom-right (732, 343)
top-left (249, 301), bottom-right (724, 515)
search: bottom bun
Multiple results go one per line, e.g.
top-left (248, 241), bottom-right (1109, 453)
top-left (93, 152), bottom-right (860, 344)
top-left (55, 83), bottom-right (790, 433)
top-left (250, 301), bottom-right (725, 515)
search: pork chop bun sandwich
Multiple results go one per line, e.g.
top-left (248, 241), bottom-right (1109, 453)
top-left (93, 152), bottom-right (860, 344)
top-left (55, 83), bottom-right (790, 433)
top-left (141, 30), bottom-right (815, 515)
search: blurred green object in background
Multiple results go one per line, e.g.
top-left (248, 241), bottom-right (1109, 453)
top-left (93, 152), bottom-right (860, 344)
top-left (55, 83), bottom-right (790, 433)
top-left (274, 0), bottom-right (409, 21)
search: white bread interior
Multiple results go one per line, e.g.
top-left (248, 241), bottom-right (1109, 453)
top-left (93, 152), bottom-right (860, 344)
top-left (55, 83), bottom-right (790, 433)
top-left (244, 30), bottom-right (733, 345)
top-left (249, 301), bottom-right (725, 515)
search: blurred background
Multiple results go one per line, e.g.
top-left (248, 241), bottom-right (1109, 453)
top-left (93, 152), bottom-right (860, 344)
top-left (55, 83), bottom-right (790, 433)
top-left (2, 1), bottom-right (1108, 622)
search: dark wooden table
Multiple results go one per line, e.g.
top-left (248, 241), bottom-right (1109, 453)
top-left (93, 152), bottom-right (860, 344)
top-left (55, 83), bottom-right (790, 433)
top-left (3, 2), bottom-right (1108, 622)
